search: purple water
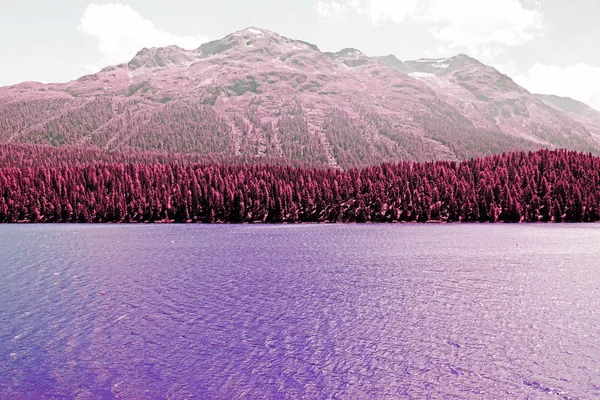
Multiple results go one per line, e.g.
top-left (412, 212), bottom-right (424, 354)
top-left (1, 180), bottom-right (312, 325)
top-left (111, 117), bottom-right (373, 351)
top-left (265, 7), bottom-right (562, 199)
top-left (1, 224), bottom-right (599, 399)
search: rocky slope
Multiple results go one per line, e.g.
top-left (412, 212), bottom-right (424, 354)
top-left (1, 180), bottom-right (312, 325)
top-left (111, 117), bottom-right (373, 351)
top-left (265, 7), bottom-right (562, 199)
top-left (535, 94), bottom-right (600, 144)
top-left (1, 27), bottom-right (599, 168)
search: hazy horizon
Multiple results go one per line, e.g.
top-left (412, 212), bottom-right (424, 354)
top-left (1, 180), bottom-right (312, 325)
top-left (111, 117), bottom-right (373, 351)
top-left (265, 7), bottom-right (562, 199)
top-left (1, 0), bottom-right (599, 110)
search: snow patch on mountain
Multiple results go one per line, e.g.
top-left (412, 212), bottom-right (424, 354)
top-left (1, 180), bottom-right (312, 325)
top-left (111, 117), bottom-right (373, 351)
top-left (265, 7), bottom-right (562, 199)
top-left (409, 72), bottom-right (437, 79)
top-left (414, 58), bottom-right (446, 63)
top-left (236, 27), bottom-right (266, 37)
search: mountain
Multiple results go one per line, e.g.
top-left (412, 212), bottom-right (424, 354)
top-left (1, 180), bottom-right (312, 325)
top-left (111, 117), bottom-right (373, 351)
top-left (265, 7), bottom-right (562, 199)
top-left (400, 57), bottom-right (600, 151)
top-left (535, 94), bottom-right (600, 143)
top-left (1, 27), bottom-right (599, 169)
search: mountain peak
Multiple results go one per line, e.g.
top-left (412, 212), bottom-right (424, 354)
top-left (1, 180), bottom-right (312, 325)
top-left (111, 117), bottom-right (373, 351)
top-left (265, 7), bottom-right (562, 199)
top-left (235, 27), bottom-right (275, 37)
top-left (376, 54), bottom-right (408, 73)
top-left (128, 45), bottom-right (197, 70)
top-left (324, 48), bottom-right (370, 67)
top-left (403, 53), bottom-right (483, 76)
top-left (198, 27), bottom-right (319, 57)
top-left (336, 48), bottom-right (366, 57)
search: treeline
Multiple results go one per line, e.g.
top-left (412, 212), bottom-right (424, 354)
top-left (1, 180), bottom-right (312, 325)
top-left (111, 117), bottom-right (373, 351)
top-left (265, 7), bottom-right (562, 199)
top-left (5, 97), bottom-right (581, 169)
top-left (1, 99), bottom-right (450, 169)
top-left (0, 144), bottom-right (308, 169)
top-left (0, 149), bottom-right (599, 223)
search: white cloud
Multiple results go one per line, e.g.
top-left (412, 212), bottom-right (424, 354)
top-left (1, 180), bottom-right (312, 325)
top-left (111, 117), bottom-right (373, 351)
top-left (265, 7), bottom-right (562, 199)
top-left (315, 0), bottom-right (544, 58)
top-left (314, 0), bottom-right (350, 20)
top-left (315, 0), bottom-right (422, 24)
top-left (492, 59), bottom-right (518, 76)
top-left (426, 0), bottom-right (543, 49)
top-left (355, 0), bottom-right (423, 25)
top-left (513, 63), bottom-right (600, 111)
top-left (73, 64), bottom-right (100, 73)
top-left (78, 3), bottom-right (208, 65)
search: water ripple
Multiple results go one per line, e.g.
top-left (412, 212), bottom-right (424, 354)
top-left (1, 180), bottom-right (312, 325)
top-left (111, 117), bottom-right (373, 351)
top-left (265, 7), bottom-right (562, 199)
top-left (0, 224), bottom-right (599, 399)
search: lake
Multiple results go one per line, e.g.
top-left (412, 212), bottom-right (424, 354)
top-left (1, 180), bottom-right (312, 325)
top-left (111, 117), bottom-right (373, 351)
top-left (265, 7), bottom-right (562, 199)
top-left (1, 224), bottom-right (599, 399)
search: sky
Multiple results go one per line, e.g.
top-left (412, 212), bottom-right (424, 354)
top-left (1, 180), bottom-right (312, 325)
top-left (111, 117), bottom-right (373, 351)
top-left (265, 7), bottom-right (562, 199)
top-left (1, 0), bottom-right (599, 109)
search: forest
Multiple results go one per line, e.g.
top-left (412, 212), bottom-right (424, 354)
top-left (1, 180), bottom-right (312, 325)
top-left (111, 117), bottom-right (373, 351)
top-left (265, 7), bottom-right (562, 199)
top-left (2, 98), bottom-right (566, 169)
top-left (0, 147), bottom-right (598, 223)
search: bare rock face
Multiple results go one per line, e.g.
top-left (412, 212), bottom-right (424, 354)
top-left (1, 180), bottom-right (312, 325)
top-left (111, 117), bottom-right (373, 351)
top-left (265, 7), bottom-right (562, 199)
top-left (1, 27), bottom-right (599, 168)
top-left (128, 46), bottom-right (199, 70)
top-left (325, 48), bottom-right (371, 67)
top-left (377, 55), bottom-right (409, 74)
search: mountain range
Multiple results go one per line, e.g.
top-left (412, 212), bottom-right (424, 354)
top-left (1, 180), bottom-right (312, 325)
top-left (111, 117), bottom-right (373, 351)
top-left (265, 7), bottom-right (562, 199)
top-left (1, 27), bottom-right (599, 169)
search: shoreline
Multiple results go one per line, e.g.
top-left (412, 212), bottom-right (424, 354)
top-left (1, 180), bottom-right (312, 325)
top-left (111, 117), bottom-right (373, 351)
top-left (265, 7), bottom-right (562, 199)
top-left (5, 220), bottom-right (600, 225)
